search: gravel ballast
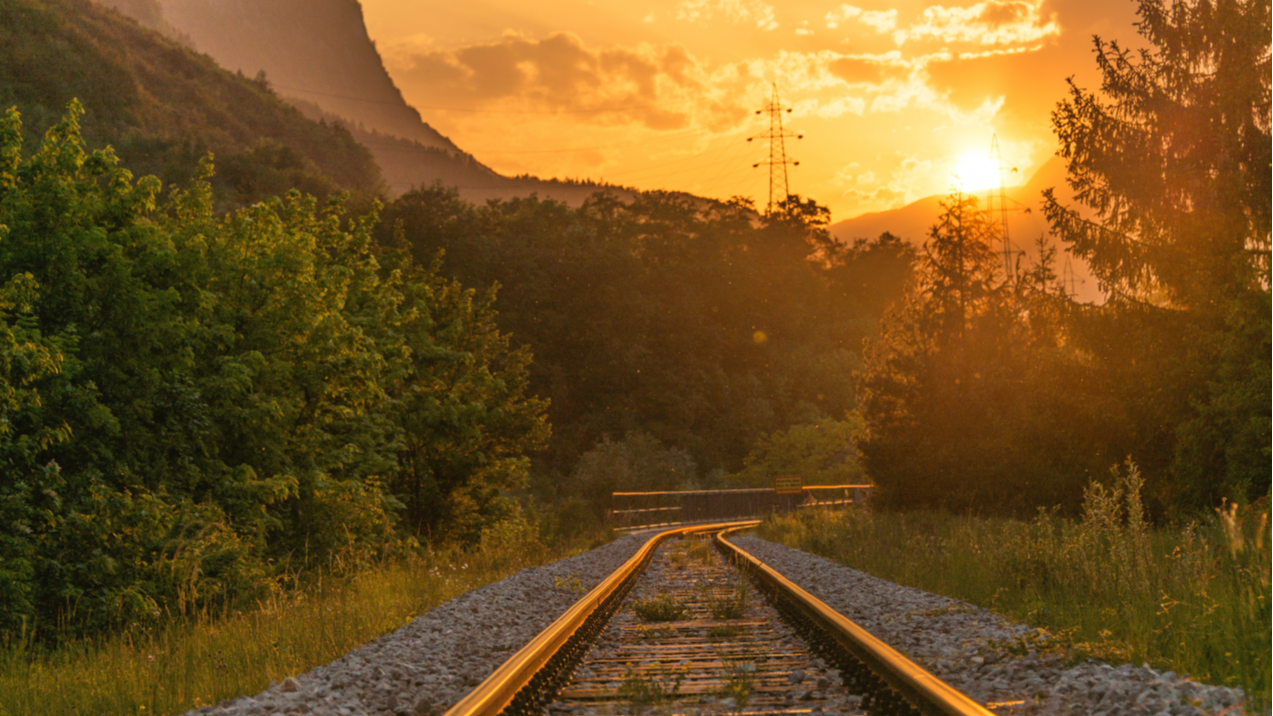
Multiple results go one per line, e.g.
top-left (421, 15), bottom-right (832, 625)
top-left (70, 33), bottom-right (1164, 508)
top-left (731, 535), bottom-right (1247, 716)
top-left (187, 533), bottom-right (652, 716)
top-left (187, 530), bottom-right (1247, 716)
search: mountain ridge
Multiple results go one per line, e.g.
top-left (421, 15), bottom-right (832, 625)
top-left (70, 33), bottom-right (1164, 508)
top-left (830, 156), bottom-right (1101, 301)
top-left (4, 0), bottom-right (384, 207)
top-left (100, 0), bottom-right (643, 205)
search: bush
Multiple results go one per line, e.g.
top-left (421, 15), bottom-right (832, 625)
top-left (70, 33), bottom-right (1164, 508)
top-left (0, 102), bottom-right (546, 637)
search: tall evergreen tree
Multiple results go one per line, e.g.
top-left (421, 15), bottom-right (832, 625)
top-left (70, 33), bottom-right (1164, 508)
top-left (1044, 0), bottom-right (1271, 508)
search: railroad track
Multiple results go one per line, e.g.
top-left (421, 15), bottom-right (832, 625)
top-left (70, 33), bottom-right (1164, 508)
top-left (445, 521), bottom-right (996, 716)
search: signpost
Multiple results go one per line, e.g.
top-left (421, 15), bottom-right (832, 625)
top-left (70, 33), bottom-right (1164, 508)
top-left (773, 475), bottom-right (803, 495)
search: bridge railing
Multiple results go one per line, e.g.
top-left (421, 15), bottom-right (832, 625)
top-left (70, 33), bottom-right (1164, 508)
top-left (609, 484), bottom-right (873, 531)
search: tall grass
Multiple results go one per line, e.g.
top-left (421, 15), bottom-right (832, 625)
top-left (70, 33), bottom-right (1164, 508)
top-left (0, 519), bottom-right (614, 716)
top-left (759, 464), bottom-right (1270, 713)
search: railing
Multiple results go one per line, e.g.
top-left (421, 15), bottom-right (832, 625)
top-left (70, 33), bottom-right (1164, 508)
top-left (609, 484), bottom-right (873, 530)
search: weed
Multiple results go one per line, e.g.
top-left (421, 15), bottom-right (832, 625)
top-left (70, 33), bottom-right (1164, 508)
top-left (717, 661), bottom-right (755, 710)
top-left (553, 575), bottom-right (587, 594)
top-left (632, 594), bottom-right (689, 622)
top-left (0, 529), bottom-right (617, 716)
top-left (638, 625), bottom-right (677, 640)
top-left (707, 575), bottom-right (749, 620)
top-left (618, 667), bottom-right (686, 711)
top-left (758, 467), bottom-right (1272, 714)
top-left (707, 625), bottom-right (739, 639)
top-left (686, 538), bottom-right (715, 564)
top-left (667, 544), bottom-right (690, 570)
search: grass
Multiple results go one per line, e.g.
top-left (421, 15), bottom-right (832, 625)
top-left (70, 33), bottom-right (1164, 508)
top-left (685, 538), bottom-right (715, 564)
top-left (707, 625), bottom-right (739, 639)
top-left (632, 594), bottom-right (690, 622)
top-left (0, 528), bottom-right (615, 716)
top-left (706, 575), bottom-right (749, 620)
top-left (618, 667), bottom-right (686, 712)
top-left (717, 660), bottom-right (755, 710)
top-left (758, 465), bottom-right (1271, 714)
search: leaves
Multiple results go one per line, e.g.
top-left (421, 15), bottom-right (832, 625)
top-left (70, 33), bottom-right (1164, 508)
top-left (0, 103), bottom-right (545, 636)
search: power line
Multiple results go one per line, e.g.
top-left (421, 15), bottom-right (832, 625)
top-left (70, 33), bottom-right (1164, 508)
top-left (747, 83), bottom-right (802, 215)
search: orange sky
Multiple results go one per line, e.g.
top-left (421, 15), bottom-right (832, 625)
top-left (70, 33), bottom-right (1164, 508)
top-left (359, 0), bottom-right (1141, 220)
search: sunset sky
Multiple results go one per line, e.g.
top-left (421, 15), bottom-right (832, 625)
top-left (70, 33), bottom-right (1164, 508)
top-left (358, 0), bottom-right (1141, 220)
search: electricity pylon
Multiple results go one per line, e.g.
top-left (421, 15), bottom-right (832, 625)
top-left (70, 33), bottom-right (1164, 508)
top-left (985, 134), bottom-right (1028, 283)
top-left (748, 83), bottom-right (802, 215)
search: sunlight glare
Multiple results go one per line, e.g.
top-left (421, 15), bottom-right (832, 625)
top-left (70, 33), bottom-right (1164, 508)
top-left (952, 151), bottom-right (1003, 192)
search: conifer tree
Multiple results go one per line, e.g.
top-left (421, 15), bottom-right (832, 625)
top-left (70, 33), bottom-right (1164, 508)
top-left (1045, 0), bottom-right (1271, 508)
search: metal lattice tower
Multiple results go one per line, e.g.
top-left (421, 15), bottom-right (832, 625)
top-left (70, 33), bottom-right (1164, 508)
top-left (748, 83), bottom-right (802, 215)
top-left (985, 134), bottom-right (1023, 282)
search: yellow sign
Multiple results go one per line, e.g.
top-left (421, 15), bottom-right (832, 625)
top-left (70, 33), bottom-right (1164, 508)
top-left (773, 476), bottom-right (803, 495)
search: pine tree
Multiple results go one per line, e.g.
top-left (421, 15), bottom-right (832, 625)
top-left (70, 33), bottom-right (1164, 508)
top-left (1044, 0), bottom-right (1271, 509)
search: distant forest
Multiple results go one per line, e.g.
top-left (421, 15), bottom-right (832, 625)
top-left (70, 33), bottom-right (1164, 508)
top-left (0, 0), bottom-right (1266, 641)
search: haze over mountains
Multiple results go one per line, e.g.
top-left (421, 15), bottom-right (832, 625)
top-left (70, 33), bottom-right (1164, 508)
top-left (99, 0), bottom-right (632, 204)
top-left (3, 0), bottom-right (390, 207)
top-left (88, 0), bottom-right (1096, 299)
top-left (832, 157), bottom-right (1101, 302)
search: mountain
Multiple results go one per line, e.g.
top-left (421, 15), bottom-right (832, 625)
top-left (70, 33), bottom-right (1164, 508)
top-left (151, 0), bottom-right (456, 153)
top-left (101, 0), bottom-right (635, 204)
top-left (830, 157), bottom-right (1102, 302)
top-left (2, 0), bottom-right (385, 207)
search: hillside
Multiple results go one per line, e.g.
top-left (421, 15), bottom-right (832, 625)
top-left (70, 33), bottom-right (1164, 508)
top-left (1, 0), bottom-right (384, 206)
top-left (830, 157), bottom-right (1102, 302)
top-left (100, 0), bottom-right (646, 203)
top-left (99, 0), bottom-right (636, 204)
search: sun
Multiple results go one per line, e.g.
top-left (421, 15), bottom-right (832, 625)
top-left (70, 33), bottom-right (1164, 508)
top-left (951, 151), bottom-right (1004, 192)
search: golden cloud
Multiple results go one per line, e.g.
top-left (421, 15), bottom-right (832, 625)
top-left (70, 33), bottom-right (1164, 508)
top-left (828, 55), bottom-right (911, 85)
top-left (677, 0), bottom-right (779, 31)
top-left (825, 5), bottom-right (898, 33)
top-left (894, 1), bottom-right (1059, 46)
top-left (386, 32), bottom-right (729, 130)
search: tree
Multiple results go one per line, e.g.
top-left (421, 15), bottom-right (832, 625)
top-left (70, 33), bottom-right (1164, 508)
top-left (377, 187), bottom-right (911, 483)
top-left (0, 102), bottom-right (548, 635)
top-left (1044, 0), bottom-right (1271, 509)
top-left (857, 193), bottom-right (1098, 513)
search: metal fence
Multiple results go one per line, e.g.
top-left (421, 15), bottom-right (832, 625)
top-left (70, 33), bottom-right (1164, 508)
top-left (609, 485), bottom-right (873, 531)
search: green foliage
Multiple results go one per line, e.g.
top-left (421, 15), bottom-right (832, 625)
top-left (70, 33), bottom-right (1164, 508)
top-left (618, 667), bottom-right (687, 710)
top-left (632, 593), bottom-right (689, 622)
top-left (378, 185), bottom-right (916, 513)
top-left (760, 485), bottom-right (1271, 712)
top-left (1044, 0), bottom-right (1271, 511)
top-left (569, 432), bottom-right (697, 520)
top-left (0, 0), bottom-right (384, 208)
top-left (857, 192), bottom-right (1095, 513)
top-left (717, 661), bottom-right (755, 710)
top-left (0, 527), bottom-right (611, 716)
top-left (705, 576), bottom-right (748, 620)
top-left (0, 103), bottom-right (545, 637)
top-left (730, 416), bottom-right (865, 488)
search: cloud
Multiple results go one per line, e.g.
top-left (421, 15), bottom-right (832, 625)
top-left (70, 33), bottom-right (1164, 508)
top-left (894, 1), bottom-right (1059, 46)
top-left (812, 96), bottom-right (867, 117)
top-left (825, 5), bottom-right (898, 32)
top-left (827, 54), bottom-right (910, 85)
top-left (677, 0), bottom-right (779, 31)
top-left (386, 32), bottom-right (720, 130)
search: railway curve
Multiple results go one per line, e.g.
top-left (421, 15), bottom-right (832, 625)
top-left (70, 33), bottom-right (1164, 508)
top-left (447, 521), bottom-right (995, 716)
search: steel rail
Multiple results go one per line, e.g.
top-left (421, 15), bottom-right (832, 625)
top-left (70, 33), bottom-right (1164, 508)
top-left (715, 526), bottom-right (996, 716)
top-left (443, 520), bottom-right (761, 716)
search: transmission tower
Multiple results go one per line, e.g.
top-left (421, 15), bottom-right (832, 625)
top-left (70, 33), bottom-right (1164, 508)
top-left (748, 83), bottom-right (802, 215)
top-left (1061, 255), bottom-right (1082, 299)
top-left (985, 134), bottom-right (1026, 282)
